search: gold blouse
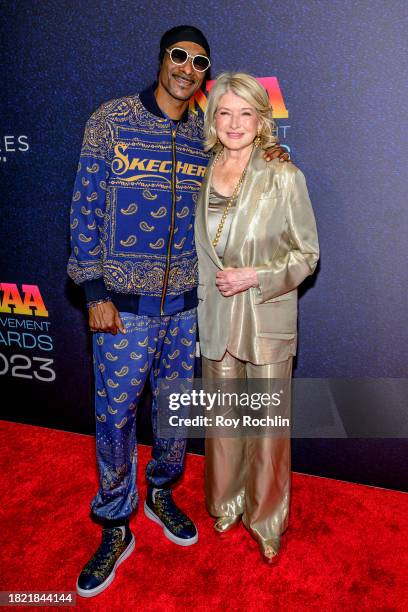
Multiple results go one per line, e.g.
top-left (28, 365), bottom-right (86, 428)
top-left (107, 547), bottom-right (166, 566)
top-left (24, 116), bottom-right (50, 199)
top-left (208, 186), bottom-right (236, 261)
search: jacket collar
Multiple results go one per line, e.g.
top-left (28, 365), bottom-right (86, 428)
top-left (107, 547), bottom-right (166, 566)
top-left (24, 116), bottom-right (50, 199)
top-left (139, 83), bottom-right (189, 123)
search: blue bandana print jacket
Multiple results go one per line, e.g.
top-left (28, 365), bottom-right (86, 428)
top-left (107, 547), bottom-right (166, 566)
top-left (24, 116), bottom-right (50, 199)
top-left (67, 85), bottom-right (209, 315)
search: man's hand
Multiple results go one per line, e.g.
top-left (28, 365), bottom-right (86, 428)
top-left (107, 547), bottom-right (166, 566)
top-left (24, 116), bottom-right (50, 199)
top-left (263, 143), bottom-right (290, 163)
top-left (216, 267), bottom-right (259, 297)
top-left (88, 301), bottom-right (126, 335)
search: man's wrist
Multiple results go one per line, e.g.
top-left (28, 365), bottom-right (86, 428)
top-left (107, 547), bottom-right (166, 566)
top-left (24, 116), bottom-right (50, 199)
top-left (87, 297), bottom-right (112, 310)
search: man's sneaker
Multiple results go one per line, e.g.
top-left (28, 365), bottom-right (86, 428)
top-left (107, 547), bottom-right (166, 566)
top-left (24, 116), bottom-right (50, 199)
top-left (144, 486), bottom-right (198, 546)
top-left (76, 525), bottom-right (135, 598)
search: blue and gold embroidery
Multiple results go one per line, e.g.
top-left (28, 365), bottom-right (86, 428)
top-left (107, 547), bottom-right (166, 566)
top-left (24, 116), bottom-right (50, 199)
top-left (120, 235), bottom-right (137, 247)
top-left (67, 94), bottom-right (207, 298)
top-left (149, 238), bottom-right (165, 249)
top-left (121, 203), bottom-right (138, 215)
top-left (139, 221), bottom-right (155, 232)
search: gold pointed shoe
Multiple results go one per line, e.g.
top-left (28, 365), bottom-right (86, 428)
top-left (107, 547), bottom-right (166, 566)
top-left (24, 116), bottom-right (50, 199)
top-left (214, 516), bottom-right (240, 533)
top-left (259, 537), bottom-right (280, 564)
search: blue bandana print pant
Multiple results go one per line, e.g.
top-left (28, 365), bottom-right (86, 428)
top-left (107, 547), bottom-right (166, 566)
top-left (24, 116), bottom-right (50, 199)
top-left (90, 308), bottom-right (197, 522)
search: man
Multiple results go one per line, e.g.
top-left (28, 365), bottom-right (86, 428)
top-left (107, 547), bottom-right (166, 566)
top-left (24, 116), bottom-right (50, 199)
top-left (68, 25), bottom-right (288, 597)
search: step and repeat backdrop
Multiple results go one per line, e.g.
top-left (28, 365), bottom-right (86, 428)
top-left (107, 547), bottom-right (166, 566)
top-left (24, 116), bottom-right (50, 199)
top-left (1, 0), bottom-right (407, 489)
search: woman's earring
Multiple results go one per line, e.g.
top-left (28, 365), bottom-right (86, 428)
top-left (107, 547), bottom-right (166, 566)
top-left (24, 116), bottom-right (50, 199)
top-left (254, 132), bottom-right (262, 147)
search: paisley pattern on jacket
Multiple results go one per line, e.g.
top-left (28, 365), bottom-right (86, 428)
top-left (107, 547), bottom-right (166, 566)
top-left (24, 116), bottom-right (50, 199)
top-left (68, 93), bottom-right (209, 299)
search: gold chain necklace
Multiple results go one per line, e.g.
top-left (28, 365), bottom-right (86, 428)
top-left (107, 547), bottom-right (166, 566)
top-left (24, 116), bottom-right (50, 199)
top-left (211, 148), bottom-right (250, 248)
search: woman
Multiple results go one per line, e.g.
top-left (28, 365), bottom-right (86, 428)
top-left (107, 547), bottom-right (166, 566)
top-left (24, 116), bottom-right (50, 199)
top-left (195, 73), bottom-right (319, 561)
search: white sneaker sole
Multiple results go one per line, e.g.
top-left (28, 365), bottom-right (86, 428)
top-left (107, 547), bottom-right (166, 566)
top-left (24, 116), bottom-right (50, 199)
top-left (76, 534), bottom-right (135, 598)
top-left (144, 501), bottom-right (198, 546)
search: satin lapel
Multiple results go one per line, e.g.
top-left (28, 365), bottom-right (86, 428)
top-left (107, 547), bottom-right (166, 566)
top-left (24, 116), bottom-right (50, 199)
top-left (196, 155), bottom-right (224, 270)
top-left (223, 146), bottom-right (267, 267)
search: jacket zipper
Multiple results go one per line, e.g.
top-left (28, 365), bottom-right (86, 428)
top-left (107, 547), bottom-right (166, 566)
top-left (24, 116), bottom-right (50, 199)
top-left (160, 125), bottom-right (177, 315)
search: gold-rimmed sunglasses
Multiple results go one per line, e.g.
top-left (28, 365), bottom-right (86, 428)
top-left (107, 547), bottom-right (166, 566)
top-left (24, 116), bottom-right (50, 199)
top-left (165, 47), bottom-right (211, 72)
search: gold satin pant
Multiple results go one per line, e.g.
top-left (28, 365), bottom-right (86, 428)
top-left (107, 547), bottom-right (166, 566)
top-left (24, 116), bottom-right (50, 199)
top-left (202, 352), bottom-right (292, 549)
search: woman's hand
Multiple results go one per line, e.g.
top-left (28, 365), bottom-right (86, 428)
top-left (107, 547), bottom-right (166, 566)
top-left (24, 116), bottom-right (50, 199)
top-left (263, 144), bottom-right (290, 163)
top-left (216, 267), bottom-right (259, 297)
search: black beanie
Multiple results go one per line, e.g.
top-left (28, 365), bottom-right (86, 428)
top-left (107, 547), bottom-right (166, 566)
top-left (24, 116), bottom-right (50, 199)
top-left (159, 25), bottom-right (211, 62)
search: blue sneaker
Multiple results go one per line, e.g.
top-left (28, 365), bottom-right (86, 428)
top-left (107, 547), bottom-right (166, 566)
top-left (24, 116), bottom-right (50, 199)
top-left (144, 486), bottom-right (198, 546)
top-left (76, 525), bottom-right (135, 598)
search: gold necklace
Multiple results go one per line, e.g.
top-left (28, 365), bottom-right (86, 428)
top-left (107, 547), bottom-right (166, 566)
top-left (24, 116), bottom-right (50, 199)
top-left (211, 148), bottom-right (250, 248)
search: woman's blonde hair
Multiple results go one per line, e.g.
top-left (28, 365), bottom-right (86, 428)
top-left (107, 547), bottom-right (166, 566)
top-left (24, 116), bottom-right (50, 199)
top-left (204, 72), bottom-right (277, 152)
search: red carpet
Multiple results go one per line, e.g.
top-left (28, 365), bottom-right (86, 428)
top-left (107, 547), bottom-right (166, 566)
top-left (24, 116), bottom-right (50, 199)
top-left (1, 420), bottom-right (408, 611)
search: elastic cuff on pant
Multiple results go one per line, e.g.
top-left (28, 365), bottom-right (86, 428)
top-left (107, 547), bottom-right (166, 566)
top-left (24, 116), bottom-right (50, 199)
top-left (147, 483), bottom-right (172, 492)
top-left (92, 514), bottom-right (130, 528)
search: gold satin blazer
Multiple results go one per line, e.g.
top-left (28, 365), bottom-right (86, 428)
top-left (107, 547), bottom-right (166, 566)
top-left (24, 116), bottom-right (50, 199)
top-left (195, 146), bottom-right (319, 365)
